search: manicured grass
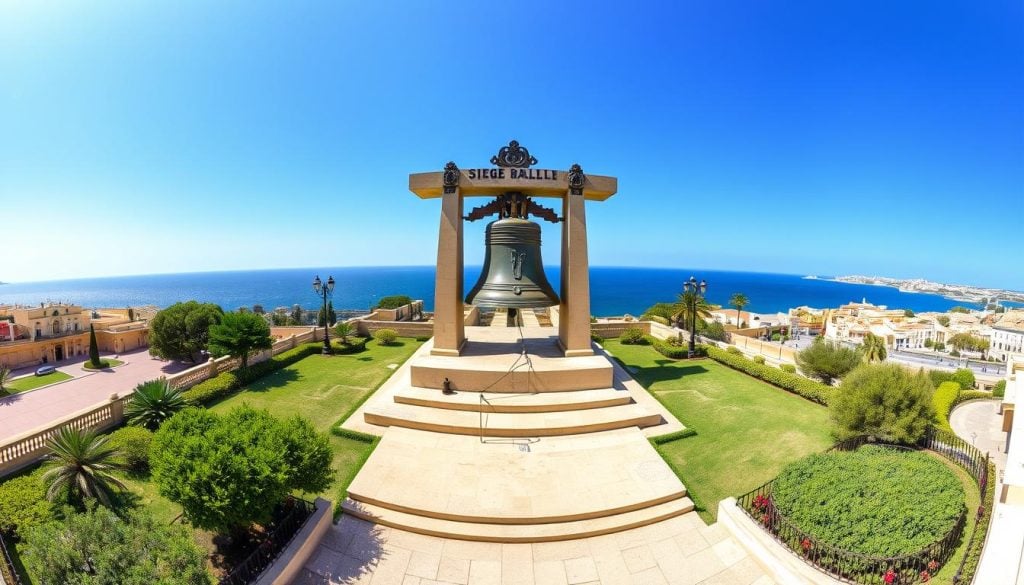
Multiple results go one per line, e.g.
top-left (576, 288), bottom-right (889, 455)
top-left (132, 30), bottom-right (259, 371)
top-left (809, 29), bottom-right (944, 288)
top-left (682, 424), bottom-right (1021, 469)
top-left (604, 339), bottom-right (833, 522)
top-left (82, 358), bottom-right (124, 370)
top-left (208, 339), bottom-right (423, 499)
top-left (3, 371), bottom-right (73, 394)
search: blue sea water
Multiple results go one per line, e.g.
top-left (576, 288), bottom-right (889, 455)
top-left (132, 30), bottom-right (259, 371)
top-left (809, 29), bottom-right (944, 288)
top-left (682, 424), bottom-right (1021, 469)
top-left (0, 267), bottom-right (1010, 316)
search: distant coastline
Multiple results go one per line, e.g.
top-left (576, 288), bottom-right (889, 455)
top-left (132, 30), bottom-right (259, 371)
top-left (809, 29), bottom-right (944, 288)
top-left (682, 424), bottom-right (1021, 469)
top-left (828, 275), bottom-right (1024, 305)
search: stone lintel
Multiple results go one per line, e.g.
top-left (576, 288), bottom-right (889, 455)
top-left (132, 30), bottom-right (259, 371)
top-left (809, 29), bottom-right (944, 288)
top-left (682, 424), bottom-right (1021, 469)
top-left (410, 171), bottom-right (617, 201)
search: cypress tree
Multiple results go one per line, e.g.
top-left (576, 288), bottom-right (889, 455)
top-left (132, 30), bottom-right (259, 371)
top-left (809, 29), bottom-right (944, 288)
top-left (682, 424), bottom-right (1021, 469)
top-left (89, 323), bottom-right (102, 368)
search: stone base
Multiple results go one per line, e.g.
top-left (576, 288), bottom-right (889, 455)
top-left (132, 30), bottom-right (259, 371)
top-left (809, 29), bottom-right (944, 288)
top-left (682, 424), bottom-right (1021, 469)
top-left (411, 326), bottom-right (612, 393)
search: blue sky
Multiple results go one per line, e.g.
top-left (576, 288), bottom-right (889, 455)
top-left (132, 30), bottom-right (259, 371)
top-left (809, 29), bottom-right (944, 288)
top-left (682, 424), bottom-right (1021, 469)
top-left (2, 1), bottom-right (1022, 289)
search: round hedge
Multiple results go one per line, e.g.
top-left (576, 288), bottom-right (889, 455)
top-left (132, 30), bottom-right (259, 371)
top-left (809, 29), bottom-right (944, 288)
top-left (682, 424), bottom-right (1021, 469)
top-left (772, 445), bottom-right (965, 557)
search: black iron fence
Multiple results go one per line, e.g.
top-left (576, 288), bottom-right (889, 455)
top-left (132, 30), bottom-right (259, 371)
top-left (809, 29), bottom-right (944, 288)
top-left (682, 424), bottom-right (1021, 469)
top-left (218, 497), bottom-right (316, 585)
top-left (0, 532), bottom-right (22, 585)
top-left (737, 431), bottom-right (989, 585)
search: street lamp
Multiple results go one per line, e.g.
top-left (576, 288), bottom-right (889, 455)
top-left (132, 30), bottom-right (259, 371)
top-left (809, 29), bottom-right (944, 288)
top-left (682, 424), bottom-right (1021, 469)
top-left (682, 275), bottom-right (708, 358)
top-left (312, 275), bottom-right (335, 355)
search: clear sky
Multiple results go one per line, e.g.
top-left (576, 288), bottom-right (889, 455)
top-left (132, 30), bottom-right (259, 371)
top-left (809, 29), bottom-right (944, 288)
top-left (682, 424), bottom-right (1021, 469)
top-left (2, 1), bottom-right (1022, 289)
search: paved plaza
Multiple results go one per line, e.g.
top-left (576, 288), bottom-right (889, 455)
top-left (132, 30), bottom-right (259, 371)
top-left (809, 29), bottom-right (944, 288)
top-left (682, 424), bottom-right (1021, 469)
top-left (950, 398), bottom-right (1009, 477)
top-left (0, 348), bottom-right (190, 441)
top-left (299, 512), bottom-right (774, 585)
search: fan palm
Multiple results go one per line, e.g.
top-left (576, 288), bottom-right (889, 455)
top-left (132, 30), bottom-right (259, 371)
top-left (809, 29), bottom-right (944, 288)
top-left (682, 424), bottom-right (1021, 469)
top-left (125, 379), bottom-right (187, 430)
top-left (862, 333), bottom-right (888, 363)
top-left (730, 293), bottom-right (749, 328)
top-left (41, 426), bottom-right (126, 506)
top-left (672, 290), bottom-right (713, 332)
top-left (0, 365), bottom-right (11, 393)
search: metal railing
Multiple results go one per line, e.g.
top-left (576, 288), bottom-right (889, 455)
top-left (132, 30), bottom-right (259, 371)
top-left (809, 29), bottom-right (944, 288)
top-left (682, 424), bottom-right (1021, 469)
top-left (0, 532), bottom-right (22, 585)
top-left (218, 497), bottom-right (315, 585)
top-left (737, 431), bottom-right (988, 584)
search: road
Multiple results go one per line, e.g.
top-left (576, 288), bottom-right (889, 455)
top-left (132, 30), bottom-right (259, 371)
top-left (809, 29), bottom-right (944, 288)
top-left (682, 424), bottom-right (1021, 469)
top-left (0, 349), bottom-right (191, 442)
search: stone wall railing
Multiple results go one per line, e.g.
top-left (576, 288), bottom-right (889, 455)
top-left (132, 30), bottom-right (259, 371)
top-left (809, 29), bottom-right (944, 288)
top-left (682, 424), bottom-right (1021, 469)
top-left (0, 329), bottom-right (325, 479)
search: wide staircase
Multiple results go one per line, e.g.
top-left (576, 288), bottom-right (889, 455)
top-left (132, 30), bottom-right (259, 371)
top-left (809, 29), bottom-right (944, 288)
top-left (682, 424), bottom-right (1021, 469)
top-left (344, 326), bottom-right (694, 543)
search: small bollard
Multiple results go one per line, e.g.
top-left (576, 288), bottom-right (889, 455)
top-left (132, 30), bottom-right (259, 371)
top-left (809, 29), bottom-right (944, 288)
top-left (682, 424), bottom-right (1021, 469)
top-left (442, 377), bottom-right (453, 395)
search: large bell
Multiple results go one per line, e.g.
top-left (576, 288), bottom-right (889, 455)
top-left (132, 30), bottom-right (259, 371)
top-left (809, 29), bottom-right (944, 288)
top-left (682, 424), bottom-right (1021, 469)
top-left (466, 217), bottom-right (560, 309)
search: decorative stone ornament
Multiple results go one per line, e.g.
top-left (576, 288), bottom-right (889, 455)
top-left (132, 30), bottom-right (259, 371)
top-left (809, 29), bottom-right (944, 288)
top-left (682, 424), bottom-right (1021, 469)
top-left (442, 161), bottom-right (460, 194)
top-left (568, 163), bottom-right (585, 196)
top-left (490, 140), bottom-right (538, 168)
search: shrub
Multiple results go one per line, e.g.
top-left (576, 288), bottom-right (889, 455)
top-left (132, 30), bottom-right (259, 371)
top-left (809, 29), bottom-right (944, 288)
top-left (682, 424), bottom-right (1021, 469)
top-left (374, 295), bottom-right (413, 310)
top-left (831, 363), bottom-right (934, 443)
top-left (643, 314), bottom-right (670, 326)
top-left (0, 470), bottom-right (55, 538)
top-left (994, 380), bottom-right (1007, 398)
top-left (702, 321), bottom-right (728, 342)
top-left (332, 336), bottom-right (369, 355)
top-left (957, 460), bottom-right (996, 582)
top-left (182, 343), bottom-right (321, 405)
top-left (780, 363), bottom-right (796, 373)
top-left (952, 367), bottom-right (976, 390)
top-left (934, 341), bottom-right (946, 351)
top-left (107, 426), bottom-right (154, 471)
top-left (932, 381), bottom-right (961, 432)
top-left (727, 346), bottom-right (742, 355)
top-left (590, 332), bottom-right (604, 344)
top-left (753, 355), bottom-right (766, 364)
top-left (621, 327), bottom-right (646, 344)
top-left (373, 328), bottom-right (399, 346)
top-left (770, 333), bottom-right (781, 342)
top-left (950, 349), bottom-right (961, 357)
top-left (646, 335), bottom-right (706, 359)
top-left (706, 346), bottom-right (834, 405)
top-left (772, 446), bottom-right (965, 557)
top-left (952, 390), bottom-right (995, 410)
top-left (928, 370), bottom-right (954, 387)
top-left (923, 338), bottom-right (934, 348)
top-left (796, 338), bottom-right (862, 384)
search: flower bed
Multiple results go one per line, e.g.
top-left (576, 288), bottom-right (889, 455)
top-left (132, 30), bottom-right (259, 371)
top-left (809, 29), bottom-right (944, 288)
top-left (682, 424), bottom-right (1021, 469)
top-left (739, 442), bottom-right (970, 584)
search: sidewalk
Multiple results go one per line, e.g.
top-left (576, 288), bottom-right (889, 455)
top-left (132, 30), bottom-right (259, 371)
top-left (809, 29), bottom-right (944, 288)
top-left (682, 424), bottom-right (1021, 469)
top-left (0, 349), bottom-right (191, 442)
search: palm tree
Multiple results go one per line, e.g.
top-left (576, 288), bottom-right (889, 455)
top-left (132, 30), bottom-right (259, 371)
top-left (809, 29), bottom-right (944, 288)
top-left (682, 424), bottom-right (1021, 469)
top-left (41, 426), bottom-right (126, 506)
top-left (730, 293), bottom-right (749, 329)
top-left (672, 290), bottom-right (713, 333)
top-left (125, 379), bottom-right (187, 430)
top-left (861, 333), bottom-right (888, 363)
top-left (0, 365), bottom-right (11, 393)
top-left (333, 321), bottom-right (354, 344)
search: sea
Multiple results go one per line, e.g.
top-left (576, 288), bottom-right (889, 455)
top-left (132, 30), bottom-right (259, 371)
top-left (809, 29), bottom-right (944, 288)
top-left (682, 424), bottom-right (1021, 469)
top-left (1, 267), bottom-right (1015, 317)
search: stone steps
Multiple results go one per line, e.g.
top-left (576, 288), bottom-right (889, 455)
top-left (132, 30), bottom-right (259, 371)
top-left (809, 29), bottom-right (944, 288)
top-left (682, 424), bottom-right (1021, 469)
top-left (392, 387), bottom-right (634, 413)
top-left (340, 496), bottom-right (695, 543)
top-left (363, 401), bottom-right (662, 437)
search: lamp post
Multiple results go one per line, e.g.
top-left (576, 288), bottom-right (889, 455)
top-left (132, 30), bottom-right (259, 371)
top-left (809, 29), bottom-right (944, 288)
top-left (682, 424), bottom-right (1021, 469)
top-left (313, 275), bottom-right (335, 355)
top-left (683, 275), bottom-right (707, 358)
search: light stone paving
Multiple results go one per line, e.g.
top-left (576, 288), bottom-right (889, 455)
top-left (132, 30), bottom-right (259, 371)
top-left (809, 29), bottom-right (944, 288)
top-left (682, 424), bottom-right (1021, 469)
top-left (297, 513), bottom-right (775, 585)
top-left (949, 399), bottom-right (1008, 477)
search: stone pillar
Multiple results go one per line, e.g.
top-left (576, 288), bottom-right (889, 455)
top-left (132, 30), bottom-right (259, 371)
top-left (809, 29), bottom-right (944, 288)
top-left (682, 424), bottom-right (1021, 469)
top-left (558, 164), bottom-right (593, 357)
top-left (431, 162), bottom-right (466, 356)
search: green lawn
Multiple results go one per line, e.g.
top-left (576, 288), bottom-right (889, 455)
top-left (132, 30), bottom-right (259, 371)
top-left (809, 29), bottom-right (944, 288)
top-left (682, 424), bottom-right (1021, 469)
top-left (604, 339), bottom-right (833, 522)
top-left (83, 358), bottom-right (124, 370)
top-left (209, 339), bottom-right (423, 500)
top-left (3, 371), bottom-right (74, 394)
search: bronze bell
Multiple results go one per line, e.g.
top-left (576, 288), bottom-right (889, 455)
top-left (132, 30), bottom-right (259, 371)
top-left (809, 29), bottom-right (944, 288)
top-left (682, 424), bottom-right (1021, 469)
top-left (466, 217), bottom-right (560, 308)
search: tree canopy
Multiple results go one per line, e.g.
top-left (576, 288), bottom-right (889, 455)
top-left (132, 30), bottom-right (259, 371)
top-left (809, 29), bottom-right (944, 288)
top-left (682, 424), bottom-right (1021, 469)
top-left (948, 332), bottom-right (990, 355)
top-left (796, 337), bottom-right (862, 384)
top-left (830, 363), bottom-right (935, 443)
top-left (148, 301), bottom-right (224, 363)
top-left (374, 295), bottom-right (414, 310)
top-left (861, 333), bottom-right (887, 363)
top-left (23, 504), bottom-right (210, 585)
top-left (207, 311), bottom-right (273, 369)
top-left (150, 406), bottom-right (333, 534)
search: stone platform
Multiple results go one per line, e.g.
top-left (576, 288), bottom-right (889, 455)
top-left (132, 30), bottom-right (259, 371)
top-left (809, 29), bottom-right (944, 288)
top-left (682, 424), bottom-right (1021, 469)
top-left (411, 327), bottom-right (614, 393)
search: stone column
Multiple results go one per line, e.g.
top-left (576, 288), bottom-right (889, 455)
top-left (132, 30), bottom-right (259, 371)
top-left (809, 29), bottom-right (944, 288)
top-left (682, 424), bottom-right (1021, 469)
top-left (558, 164), bottom-right (593, 357)
top-left (431, 163), bottom-right (465, 356)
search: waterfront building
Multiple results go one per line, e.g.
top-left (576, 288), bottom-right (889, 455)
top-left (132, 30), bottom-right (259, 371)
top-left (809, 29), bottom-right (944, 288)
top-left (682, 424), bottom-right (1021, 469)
top-left (0, 303), bottom-right (151, 370)
top-left (823, 300), bottom-right (936, 350)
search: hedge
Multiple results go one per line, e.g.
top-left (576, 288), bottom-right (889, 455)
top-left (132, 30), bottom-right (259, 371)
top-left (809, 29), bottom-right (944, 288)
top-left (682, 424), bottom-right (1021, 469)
top-left (993, 380), bottom-right (1006, 398)
top-left (951, 390), bottom-right (994, 411)
top-left (0, 469), bottom-right (55, 538)
top-left (706, 345), bottom-right (833, 406)
top-left (956, 460), bottom-right (997, 583)
top-left (182, 342), bottom-right (324, 405)
top-left (650, 427), bottom-right (697, 445)
top-left (645, 335), bottom-right (707, 359)
top-left (107, 425), bottom-right (154, 471)
top-left (933, 381), bottom-right (961, 432)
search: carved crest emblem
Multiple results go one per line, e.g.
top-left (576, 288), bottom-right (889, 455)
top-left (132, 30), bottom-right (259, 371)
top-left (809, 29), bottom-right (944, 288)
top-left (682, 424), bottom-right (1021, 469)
top-left (491, 140), bottom-right (538, 168)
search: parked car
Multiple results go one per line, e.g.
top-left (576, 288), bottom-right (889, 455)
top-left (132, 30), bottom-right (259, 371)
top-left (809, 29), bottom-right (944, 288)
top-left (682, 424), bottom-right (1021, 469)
top-left (35, 365), bottom-right (56, 376)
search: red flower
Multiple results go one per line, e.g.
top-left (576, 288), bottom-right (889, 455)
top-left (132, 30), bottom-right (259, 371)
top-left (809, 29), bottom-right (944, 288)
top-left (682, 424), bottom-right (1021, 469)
top-left (752, 494), bottom-right (772, 512)
top-left (927, 560), bottom-right (939, 572)
top-left (800, 538), bottom-right (813, 552)
top-left (920, 570), bottom-right (931, 582)
top-left (884, 569), bottom-right (897, 584)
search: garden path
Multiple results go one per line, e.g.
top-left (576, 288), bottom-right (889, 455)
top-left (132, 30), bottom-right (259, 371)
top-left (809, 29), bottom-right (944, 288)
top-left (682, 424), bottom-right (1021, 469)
top-left (949, 399), bottom-right (1008, 477)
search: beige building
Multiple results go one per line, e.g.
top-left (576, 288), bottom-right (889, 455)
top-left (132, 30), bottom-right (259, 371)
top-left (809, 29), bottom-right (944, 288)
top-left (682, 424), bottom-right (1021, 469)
top-left (823, 300), bottom-right (937, 350)
top-left (990, 310), bottom-right (1024, 363)
top-left (0, 303), bottom-right (150, 370)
